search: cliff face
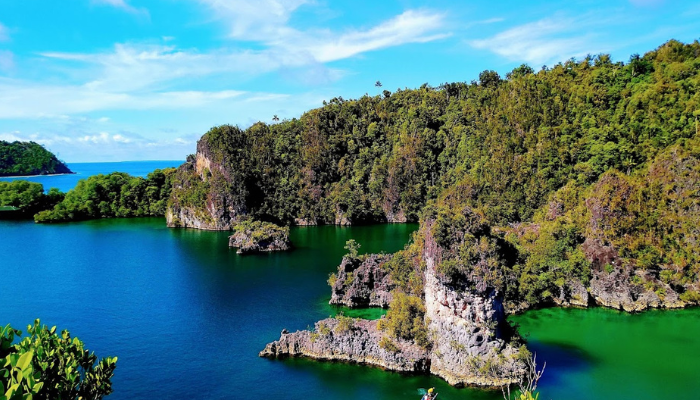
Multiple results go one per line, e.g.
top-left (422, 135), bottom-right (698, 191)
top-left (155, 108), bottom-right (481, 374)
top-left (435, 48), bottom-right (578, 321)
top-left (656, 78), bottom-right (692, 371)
top-left (329, 254), bottom-right (395, 308)
top-left (260, 318), bottom-right (429, 372)
top-left (262, 219), bottom-right (527, 388)
top-left (582, 238), bottom-right (686, 312)
top-left (423, 256), bottom-right (522, 386)
top-left (167, 132), bottom-right (248, 230)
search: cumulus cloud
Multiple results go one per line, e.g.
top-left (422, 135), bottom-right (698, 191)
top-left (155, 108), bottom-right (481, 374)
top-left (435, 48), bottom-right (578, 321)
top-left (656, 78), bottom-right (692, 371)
top-left (0, 130), bottom-right (196, 162)
top-left (469, 16), bottom-right (606, 66)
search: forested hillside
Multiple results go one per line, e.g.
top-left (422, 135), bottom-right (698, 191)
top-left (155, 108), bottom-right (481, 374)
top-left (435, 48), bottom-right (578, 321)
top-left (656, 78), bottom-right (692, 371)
top-left (35, 169), bottom-right (176, 222)
top-left (169, 39), bottom-right (700, 309)
top-left (0, 141), bottom-right (73, 176)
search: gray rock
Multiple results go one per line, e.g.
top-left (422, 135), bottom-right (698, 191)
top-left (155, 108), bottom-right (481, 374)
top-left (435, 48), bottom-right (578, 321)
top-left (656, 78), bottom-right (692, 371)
top-left (329, 254), bottom-right (394, 308)
top-left (260, 318), bottom-right (430, 373)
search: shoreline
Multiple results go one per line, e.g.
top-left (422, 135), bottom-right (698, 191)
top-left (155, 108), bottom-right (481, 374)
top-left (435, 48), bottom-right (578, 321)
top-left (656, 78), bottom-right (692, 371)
top-left (0, 172), bottom-right (76, 178)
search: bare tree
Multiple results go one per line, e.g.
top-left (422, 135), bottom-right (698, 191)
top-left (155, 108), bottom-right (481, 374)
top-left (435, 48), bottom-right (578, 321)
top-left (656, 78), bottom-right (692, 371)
top-left (502, 354), bottom-right (545, 400)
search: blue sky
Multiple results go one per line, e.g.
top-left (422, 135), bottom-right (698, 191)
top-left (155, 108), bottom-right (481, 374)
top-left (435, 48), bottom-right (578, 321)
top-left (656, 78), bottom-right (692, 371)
top-left (0, 0), bottom-right (698, 162)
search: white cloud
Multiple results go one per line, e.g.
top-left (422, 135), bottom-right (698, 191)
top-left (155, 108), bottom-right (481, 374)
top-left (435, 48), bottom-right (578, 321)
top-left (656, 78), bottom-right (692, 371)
top-left (0, 77), bottom-right (248, 117)
top-left (198, 0), bottom-right (310, 41)
top-left (0, 130), bottom-right (195, 162)
top-left (0, 50), bottom-right (13, 71)
top-left (91, 0), bottom-right (149, 17)
top-left (469, 16), bottom-right (605, 66)
top-left (305, 10), bottom-right (449, 63)
top-left (0, 22), bottom-right (9, 42)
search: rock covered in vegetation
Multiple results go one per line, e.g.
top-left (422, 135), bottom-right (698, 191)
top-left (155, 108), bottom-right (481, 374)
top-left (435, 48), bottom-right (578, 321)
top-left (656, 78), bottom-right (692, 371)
top-left (167, 130), bottom-right (249, 230)
top-left (329, 254), bottom-right (395, 308)
top-left (0, 140), bottom-right (73, 177)
top-left (420, 218), bottom-right (527, 386)
top-left (228, 220), bottom-right (292, 254)
top-left (259, 317), bottom-right (429, 373)
top-left (263, 215), bottom-right (528, 388)
top-left (34, 169), bottom-right (175, 223)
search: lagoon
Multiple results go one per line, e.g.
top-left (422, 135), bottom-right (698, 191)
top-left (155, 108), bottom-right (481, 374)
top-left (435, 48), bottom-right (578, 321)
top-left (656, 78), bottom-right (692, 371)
top-left (2, 216), bottom-right (700, 399)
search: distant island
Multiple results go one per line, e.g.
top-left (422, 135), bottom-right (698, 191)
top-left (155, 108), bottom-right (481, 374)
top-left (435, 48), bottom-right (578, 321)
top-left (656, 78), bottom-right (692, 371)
top-left (0, 140), bottom-right (73, 177)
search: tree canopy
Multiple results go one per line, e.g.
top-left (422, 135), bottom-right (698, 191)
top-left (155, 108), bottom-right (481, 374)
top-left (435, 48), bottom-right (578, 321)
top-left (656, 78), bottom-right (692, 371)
top-left (0, 141), bottom-right (72, 177)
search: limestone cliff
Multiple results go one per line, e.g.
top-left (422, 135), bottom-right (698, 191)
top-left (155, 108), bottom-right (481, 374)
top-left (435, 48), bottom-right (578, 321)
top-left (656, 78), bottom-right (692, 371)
top-left (582, 238), bottom-right (686, 311)
top-left (260, 318), bottom-right (429, 372)
top-left (262, 217), bottom-right (528, 388)
top-left (329, 254), bottom-right (395, 308)
top-left (423, 256), bottom-right (522, 386)
top-left (167, 130), bottom-right (248, 230)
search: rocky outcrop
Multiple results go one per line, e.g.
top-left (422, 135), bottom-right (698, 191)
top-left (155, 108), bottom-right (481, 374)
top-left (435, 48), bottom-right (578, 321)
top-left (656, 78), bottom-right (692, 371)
top-left (228, 221), bottom-right (292, 254)
top-left (423, 251), bottom-right (523, 386)
top-left (260, 318), bottom-right (430, 372)
top-left (582, 238), bottom-right (686, 311)
top-left (262, 219), bottom-right (528, 388)
top-left (552, 278), bottom-right (590, 308)
top-left (589, 268), bottom-right (685, 311)
top-left (166, 128), bottom-right (248, 230)
top-left (329, 254), bottom-right (395, 308)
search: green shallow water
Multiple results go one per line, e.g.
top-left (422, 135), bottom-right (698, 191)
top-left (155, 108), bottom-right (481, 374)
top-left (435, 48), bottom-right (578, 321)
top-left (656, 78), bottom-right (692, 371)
top-left (1, 215), bottom-right (699, 399)
top-left (510, 307), bottom-right (700, 400)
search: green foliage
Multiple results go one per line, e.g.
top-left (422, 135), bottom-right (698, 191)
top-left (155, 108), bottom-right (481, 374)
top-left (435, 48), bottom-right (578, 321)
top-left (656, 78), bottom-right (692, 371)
top-left (232, 220), bottom-right (289, 243)
top-left (0, 181), bottom-right (64, 217)
top-left (378, 336), bottom-right (399, 353)
top-left (334, 314), bottom-right (356, 333)
top-left (35, 169), bottom-right (176, 222)
top-left (378, 292), bottom-right (428, 348)
top-left (0, 141), bottom-right (72, 177)
top-left (0, 320), bottom-right (117, 400)
top-left (168, 39), bottom-right (700, 305)
top-left (344, 239), bottom-right (361, 259)
top-left (383, 233), bottom-right (425, 296)
top-left (173, 40), bottom-right (700, 229)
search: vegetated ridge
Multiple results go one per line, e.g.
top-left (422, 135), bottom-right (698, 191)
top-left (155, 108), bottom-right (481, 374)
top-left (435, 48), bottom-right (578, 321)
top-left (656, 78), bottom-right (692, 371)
top-left (168, 39), bottom-right (700, 387)
top-left (0, 169), bottom-right (177, 222)
top-left (0, 141), bottom-right (73, 177)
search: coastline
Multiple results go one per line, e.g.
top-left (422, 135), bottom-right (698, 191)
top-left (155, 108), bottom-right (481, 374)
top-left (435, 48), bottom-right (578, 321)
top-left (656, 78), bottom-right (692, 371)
top-left (0, 172), bottom-right (76, 178)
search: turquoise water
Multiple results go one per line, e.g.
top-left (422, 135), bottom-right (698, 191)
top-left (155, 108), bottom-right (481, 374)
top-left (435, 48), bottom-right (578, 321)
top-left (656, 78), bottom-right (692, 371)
top-left (0, 160), bottom-right (183, 192)
top-left (510, 307), bottom-right (700, 400)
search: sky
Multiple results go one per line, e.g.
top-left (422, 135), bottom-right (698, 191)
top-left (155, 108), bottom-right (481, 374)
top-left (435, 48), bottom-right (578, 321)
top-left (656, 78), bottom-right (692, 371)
top-left (0, 0), bottom-right (698, 162)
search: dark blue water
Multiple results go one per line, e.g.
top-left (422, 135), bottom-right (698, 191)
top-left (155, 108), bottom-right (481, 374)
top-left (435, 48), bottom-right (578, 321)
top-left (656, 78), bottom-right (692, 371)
top-left (0, 161), bottom-right (183, 192)
top-left (2, 163), bottom-right (699, 399)
top-left (2, 218), bottom-right (476, 399)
